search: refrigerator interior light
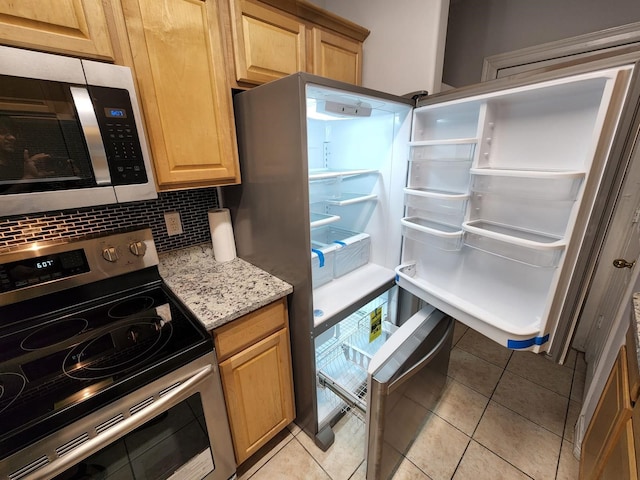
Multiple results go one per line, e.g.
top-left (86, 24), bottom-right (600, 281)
top-left (306, 97), bottom-right (371, 120)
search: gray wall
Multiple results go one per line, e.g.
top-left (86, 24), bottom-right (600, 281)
top-left (443, 0), bottom-right (640, 87)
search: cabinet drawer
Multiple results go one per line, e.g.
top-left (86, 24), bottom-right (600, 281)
top-left (214, 298), bottom-right (287, 361)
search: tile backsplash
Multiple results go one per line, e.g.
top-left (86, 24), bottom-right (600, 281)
top-left (0, 187), bottom-right (219, 252)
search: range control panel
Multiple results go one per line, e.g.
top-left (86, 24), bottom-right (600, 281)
top-left (0, 228), bottom-right (158, 306)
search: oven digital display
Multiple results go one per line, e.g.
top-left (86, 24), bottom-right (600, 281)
top-left (0, 249), bottom-right (89, 292)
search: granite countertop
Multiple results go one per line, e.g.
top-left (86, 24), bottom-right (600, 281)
top-left (158, 244), bottom-right (293, 330)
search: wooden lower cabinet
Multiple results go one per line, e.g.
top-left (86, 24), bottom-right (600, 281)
top-left (214, 298), bottom-right (295, 464)
top-left (599, 418), bottom-right (637, 479)
top-left (580, 346), bottom-right (636, 479)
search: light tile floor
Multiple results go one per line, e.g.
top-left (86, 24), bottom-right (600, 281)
top-left (237, 322), bottom-right (585, 480)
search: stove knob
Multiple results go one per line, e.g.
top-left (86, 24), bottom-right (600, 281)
top-left (102, 247), bottom-right (119, 262)
top-left (129, 240), bottom-right (147, 257)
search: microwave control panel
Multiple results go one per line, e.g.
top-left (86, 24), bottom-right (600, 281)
top-left (89, 85), bottom-right (148, 185)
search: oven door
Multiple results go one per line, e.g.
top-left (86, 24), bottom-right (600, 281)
top-left (2, 353), bottom-right (236, 480)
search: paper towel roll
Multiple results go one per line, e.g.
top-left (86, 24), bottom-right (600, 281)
top-left (208, 208), bottom-right (237, 262)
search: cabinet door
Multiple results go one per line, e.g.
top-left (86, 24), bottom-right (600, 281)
top-left (219, 327), bottom-right (295, 464)
top-left (581, 347), bottom-right (633, 480)
top-left (120, 0), bottom-right (240, 188)
top-left (0, 0), bottom-right (113, 60)
top-left (311, 27), bottom-right (362, 85)
top-left (230, 0), bottom-right (306, 85)
top-left (599, 418), bottom-right (637, 479)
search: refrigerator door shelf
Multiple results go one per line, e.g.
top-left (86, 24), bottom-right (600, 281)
top-left (409, 140), bottom-right (477, 162)
top-left (463, 220), bottom-right (565, 248)
top-left (404, 188), bottom-right (469, 222)
top-left (394, 262), bottom-right (545, 350)
top-left (400, 217), bottom-right (464, 251)
top-left (470, 168), bottom-right (585, 201)
top-left (463, 232), bottom-right (564, 268)
top-left (407, 158), bottom-right (472, 195)
top-left (463, 220), bottom-right (565, 268)
top-left (412, 101), bottom-right (482, 142)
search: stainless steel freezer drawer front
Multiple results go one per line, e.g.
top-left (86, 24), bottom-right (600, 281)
top-left (365, 308), bottom-right (454, 480)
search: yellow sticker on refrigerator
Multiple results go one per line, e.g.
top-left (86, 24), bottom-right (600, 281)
top-left (369, 307), bottom-right (382, 342)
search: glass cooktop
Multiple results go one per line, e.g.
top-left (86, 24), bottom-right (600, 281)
top-left (0, 279), bottom-right (211, 460)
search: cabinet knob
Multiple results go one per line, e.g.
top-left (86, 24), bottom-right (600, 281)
top-left (613, 258), bottom-right (636, 269)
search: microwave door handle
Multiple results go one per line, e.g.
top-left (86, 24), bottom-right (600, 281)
top-left (69, 86), bottom-right (111, 185)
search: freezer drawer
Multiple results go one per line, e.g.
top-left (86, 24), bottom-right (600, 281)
top-left (314, 297), bottom-right (452, 480)
top-left (366, 308), bottom-right (453, 480)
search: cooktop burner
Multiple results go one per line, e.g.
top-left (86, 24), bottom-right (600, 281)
top-left (108, 295), bottom-right (155, 318)
top-left (63, 317), bottom-right (173, 380)
top-left (0, 372), bottom-right (26, 415)
top-left (21, 318), bottom-right (88, 351)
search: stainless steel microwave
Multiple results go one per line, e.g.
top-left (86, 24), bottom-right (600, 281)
top-left (0, 45), bottom-right (157, 216)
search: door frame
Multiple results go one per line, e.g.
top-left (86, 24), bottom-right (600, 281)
top-left (481, 22), bottom-right (640, 82)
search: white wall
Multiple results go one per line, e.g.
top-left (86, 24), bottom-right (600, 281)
top-left (314, 0), bottom-right (450, 96)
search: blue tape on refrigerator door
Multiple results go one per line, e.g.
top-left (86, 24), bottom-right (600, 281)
top-left (507, 334), bottom-right (550, 349)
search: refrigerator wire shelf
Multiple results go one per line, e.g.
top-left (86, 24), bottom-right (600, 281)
top-left (316, 313), bottom-right (395, 425)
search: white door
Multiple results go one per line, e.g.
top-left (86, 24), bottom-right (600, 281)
top-left (578, 139), bottom-right (640, 381)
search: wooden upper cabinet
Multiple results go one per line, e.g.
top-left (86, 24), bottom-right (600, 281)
top-left (0, 0), bottom-right (113, 60)
top-left (117, 0), bottom-right (240, 189)
top-left (311, 26), bottom-right (362, 86)
top-left (230, 0), bottom-right (306, 85)
top-left (224, 0), bottom-right (368, 87)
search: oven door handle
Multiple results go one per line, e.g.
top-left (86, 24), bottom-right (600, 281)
top-left (28, 364), bottom-right (214, 480)
top-left (70, 86), bottom-right (112, 186)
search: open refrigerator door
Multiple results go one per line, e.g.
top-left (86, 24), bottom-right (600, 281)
top-left (395, 65), bottom-right (635, 356)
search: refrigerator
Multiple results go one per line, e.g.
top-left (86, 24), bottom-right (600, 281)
top-left (226, 52), bottom-right (640, 478)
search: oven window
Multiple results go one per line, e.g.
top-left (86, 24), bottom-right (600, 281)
top-left (0, 75), bottom-right (96, 194)
top-left (53, 393), bottom-right (215, 480)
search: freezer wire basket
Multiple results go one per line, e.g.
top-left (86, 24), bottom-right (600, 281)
top-left (316, 311), bottom-right (396, 422)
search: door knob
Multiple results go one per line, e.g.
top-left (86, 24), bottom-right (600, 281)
top-left (613, 258), bottom-right (636, 269)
